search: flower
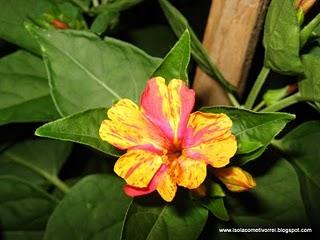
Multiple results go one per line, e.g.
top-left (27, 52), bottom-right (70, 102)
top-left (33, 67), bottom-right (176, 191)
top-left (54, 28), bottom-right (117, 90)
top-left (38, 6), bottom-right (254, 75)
top-left (99, 77), bottom-right (255, 201)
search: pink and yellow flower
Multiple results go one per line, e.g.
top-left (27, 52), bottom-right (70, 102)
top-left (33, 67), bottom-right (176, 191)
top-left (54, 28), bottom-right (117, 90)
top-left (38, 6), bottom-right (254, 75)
top-left (99, 77), bottom-right (256, 202)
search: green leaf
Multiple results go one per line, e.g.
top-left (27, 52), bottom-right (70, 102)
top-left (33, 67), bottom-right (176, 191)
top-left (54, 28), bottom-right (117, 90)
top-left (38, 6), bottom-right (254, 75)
top-left (0, 50), bottom-right (60, 126)
top-left (235, 145), bottom-right (268, 165)
top-left (35, 108), bottom-right (121, 157)
top-left (273, 121), bottom-right (320, 226)
top-left (2, 231), bottom-right (44, 240)
top-left (91, 0), bottom-right (144, 14)
top-left (90, 11), bottom-right (119, 34)
top-left (44, 174), bottom-right (132, 240)
top-left (300, 47), bottom-right (320, 101)
top-left (263, 0), bottom-right (303, 74)
top-left (0, 176), bottom-right (58, 238)
top-left (0, 139), bottom-right (72, 185)
top-left (201, 106), bottom-right (295, 162)
top-left (228, 159), bottom-right (307, 237)
top-left (152, 30), bottom-right (190, 83)
top-left (201, 197), bottom-right (230, 221)
top-left (0, 0), bottom-right (55, 53)
top-left (158, 0), bottom-right (236, 93)
top-left (121, 193), bottom-right (208, 240)
top-left (26, 23), bottom-right (161, 116)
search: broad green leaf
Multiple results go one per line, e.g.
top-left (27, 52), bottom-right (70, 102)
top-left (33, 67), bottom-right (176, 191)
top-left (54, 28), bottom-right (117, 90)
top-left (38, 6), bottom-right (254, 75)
top-left (227, 159), bottom-right (307, 238)
top-left (0, 0), bottom-right (55, 53)
top-left (35, 108), bottom-right (121, 157)
top-left (207, 181), bottom-right (225, 198)
top-left (91, 0), bottom-right (144, 14)
top-left (90, 11), bottom-right (119, 34)
top-left (300, 47), bottom-right (320, 101)
top-left (44, 174), bottom-right (132, 240)
top-left (26, 23), bottom-right (161, 116)
top-left (0, 176), bottom-right (58, 238)
top-left (121, 193), bottom-right (208, 240)
top-left (263, 0), bottom-right (303, 74)
top-left (0, 139), bottom-right (72, 185)
top-left (158, 0), bottom-right (236, 93)
top-left (2, 231), bottom-right (43, 240)
top-left (0, 50), bottom-right (60, 126)
top-left (153, 30), bottom-right (190, 83)
top-left (235, 145), bottom-right (268, 165)
top-left (0, 0), bottom-right (85, 53)
top-left (201, 106), bottom-right (295, 161)
top-left (201, 197), bottom-right (230, 221)
top-left (273, 121), bottom-right (320, 227)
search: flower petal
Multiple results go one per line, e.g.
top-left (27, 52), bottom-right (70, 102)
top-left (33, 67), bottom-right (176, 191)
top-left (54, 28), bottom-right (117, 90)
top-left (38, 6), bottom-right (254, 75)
top-left (114, 150), bottom-right (163, 188)
top-left (124, 165), bottom-right (167, 197)
top-left (157, 170), bottom-right (177, 202)
top-left (183, 111), bottom-right (233, 148)
top-left (99, 98), bottom-right (167, 153)
top-left (124, 184), bottom-right (156, 197)
top-left (175, 156), bottom-right (207, 189)
top-left (184, 135), bottom-right (237, 168)
top-left (214, 167), bottom-right (256, 192)
top-left (140, 77), bottom-right (195, 146)
top-left (183, 112), bottom-right (237, 168)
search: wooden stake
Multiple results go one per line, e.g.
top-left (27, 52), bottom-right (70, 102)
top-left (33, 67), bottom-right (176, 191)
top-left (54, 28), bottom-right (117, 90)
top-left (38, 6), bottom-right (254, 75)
top-left (193, 0), bottom-right (270, 106)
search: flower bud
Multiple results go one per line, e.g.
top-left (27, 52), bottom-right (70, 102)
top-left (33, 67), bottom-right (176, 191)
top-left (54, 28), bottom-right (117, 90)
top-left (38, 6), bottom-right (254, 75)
top-left (51, 19), bottom-right (69, 29)
top-left (295, 0), bottom-right (316, 13)
top-left (294, 0), bottom-right (316, 24)
top-left (213, 167), bottom-right (256, 192)
top-left (263, 83), bottom-right (298, 106)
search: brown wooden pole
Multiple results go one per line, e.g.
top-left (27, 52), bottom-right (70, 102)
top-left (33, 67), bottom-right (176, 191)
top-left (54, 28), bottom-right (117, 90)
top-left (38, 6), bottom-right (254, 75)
top-left (193, 0), bottom-right (270, 106)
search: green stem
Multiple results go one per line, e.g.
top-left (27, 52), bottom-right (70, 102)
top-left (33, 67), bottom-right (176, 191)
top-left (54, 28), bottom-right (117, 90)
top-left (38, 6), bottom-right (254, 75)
top-left (253, 100), bottom-right (266, 111)
top-left (244, 66), bottom-right (270, 109)
top-left (8, 153), bottom-right (70, 194)
top-left (261, 92), bottom-right (301, 112)
top-left (227, 92), bottom-right (240, 107)
top-left (300, 12), bottom-right (320, 47)
top-left (69, 0), bottom-right (89, 12)
top-left (92, 0), bottom-right (99, 7)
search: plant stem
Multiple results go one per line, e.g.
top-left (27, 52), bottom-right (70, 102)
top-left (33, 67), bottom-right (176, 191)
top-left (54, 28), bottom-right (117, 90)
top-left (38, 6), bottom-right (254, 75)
top-left (300, 12), bottom-right (320, 47)
top-left (253, 100), bottom-right (266, 111)
top-left (92, 0), bottom-right (99, 7)
top-left (69, 0), bottom-right (89, 12)
top-left (227, 92), bottom-right (240, 107)
top-left (244, 66), bottom-right (270, 109)
top-left (8, 153), bottom-right (70, 194)
top-left (261, 93), bottom-right (301, 112)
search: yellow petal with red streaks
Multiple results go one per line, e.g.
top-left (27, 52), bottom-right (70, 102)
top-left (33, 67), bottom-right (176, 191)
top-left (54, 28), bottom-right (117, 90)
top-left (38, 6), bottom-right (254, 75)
top-left (183, 111), bottom-right (233, 148)
top-left (140, 77), bottom-right (195, 146)
top-left (99, 98), bottom-right (167, 152)
top-left (214, 167), bottom-right (256, 192)
top-left (157, 171), bottom-right (177, 202)
top-left (184, 134), bottom-right (237, 168)
top-left (175, 156), bottom-right (207, 189)
top-left (114, 150), bottom-right (163, 188)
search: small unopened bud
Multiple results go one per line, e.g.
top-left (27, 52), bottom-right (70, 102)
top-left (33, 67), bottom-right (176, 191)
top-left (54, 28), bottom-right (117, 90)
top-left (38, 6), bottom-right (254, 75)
top-left (213, 167), bottom-right (256, 192)
top-left (294, 0), bottom-right (316, 13)
top-left (51, 19), bottom-right (69, 29)
top-left (287, 83), bottom-right (298, 95)
top-left (263, 83), bottom-right (298, 106)
top-left (294, 0), bottom-right (316, 24)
